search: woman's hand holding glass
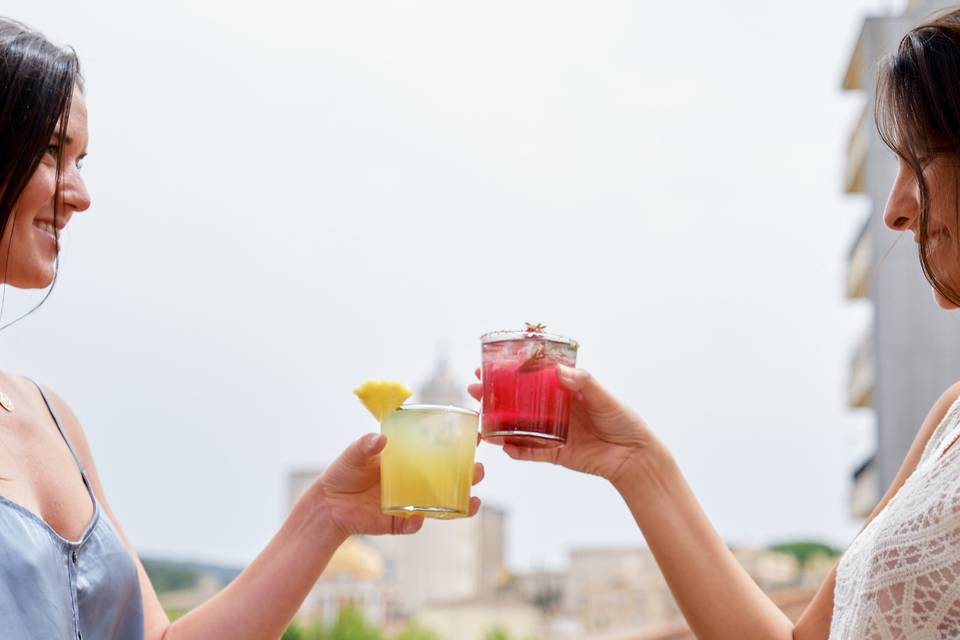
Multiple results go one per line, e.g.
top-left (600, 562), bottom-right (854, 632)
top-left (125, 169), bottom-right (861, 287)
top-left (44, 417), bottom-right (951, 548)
top-left (469, 365), bottom-right (663, 487)
top-left (315, 433), bottom-right (484, 539)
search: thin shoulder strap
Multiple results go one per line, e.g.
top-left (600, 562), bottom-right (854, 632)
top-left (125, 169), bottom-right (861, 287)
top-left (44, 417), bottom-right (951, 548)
top-left (29, 379), bottom-right (90, 481)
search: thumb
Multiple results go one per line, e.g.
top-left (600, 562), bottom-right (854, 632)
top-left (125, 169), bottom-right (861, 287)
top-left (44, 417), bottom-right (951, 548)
top-left (556, 366), bottom-right (622, 414)
top-left (338, 433), bottom-right (386, 469)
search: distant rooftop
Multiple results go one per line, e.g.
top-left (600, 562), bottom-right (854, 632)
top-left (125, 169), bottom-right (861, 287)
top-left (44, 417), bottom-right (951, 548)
top-left (418, 355), bottom-right (467, 406)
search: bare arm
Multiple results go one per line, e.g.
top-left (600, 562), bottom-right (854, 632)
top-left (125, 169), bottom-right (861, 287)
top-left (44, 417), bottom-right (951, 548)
top-left (470, 369), bottom-right (960, 640)
top-left (47, 389), bottom-right (482, 640)
top-left (613, 445), bottom-right (793, 639)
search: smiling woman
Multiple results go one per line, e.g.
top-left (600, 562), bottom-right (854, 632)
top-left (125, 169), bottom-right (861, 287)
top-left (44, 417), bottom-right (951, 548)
top-left (0, 15), bottom-right (484, 640)
top-left (0, 19), bottom-right (88, 294)
top-left (876, 13), bottom-right (960, 309)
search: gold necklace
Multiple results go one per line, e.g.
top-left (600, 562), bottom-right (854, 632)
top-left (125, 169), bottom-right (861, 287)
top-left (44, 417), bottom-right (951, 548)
top-left (0, 391), bottom-right (13, 412)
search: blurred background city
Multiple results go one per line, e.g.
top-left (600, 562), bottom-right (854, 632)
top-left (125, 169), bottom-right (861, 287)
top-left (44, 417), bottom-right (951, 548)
top-left (5, 0), bottom-right (960, 638)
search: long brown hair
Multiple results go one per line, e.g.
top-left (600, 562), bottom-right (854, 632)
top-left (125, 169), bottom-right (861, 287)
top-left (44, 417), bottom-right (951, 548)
top-left (876, 8), bottom-right (960, 306)
top-left (0, 18), bottom-right (81, 324)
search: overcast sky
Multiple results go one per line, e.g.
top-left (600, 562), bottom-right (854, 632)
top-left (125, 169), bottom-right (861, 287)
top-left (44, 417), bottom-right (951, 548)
top-left (1, 0), bottom-right (917, 571)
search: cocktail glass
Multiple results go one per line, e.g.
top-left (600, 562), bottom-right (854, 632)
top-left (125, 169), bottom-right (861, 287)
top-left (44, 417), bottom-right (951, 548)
top-left (480, 327), bottom-right (579, 448)
top-left (380, 404), bottom-right (478, 519)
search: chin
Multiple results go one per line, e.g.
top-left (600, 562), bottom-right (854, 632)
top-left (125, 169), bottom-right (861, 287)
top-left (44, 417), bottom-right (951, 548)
top-left (5, 264), bottom-right (56, 290)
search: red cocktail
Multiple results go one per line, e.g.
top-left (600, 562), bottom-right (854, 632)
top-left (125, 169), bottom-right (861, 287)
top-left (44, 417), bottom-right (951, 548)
top-left (480, 325), bottom-right (579, 448)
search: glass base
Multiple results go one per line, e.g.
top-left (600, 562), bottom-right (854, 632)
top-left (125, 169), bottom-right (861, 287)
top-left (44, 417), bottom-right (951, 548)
top-left (382, 505), bottom-right (468, 520)
top-left (482, 429), bottom-right (566, 448)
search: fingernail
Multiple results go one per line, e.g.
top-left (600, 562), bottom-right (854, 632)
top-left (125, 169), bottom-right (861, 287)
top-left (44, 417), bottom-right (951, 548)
top-left (557, 364), bottom-right (575, 381)
top-left (365, 433), bottom-right (381, 452)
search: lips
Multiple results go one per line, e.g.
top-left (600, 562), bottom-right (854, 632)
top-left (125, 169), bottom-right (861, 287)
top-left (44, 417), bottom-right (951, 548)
top-left (31, 220), bottom-right (60, 246)
top-left (32, 220), bottom-right (58, 237)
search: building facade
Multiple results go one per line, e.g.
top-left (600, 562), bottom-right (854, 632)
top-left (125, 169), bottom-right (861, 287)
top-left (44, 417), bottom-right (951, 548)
top-left (843, 0), bottom-right (960, 516)
top-left (563, 547), bottom-right (680, 635)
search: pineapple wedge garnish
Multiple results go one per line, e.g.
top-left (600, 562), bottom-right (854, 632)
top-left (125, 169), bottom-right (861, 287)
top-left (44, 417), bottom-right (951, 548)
top-left (353, 380), bottom-right (413, 421)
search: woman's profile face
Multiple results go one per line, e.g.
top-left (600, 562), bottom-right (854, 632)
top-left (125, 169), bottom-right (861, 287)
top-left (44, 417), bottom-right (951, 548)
top-left (883, 154), bottom-right (960, 309)
top-left (0, 89), bottom-right (90, 290)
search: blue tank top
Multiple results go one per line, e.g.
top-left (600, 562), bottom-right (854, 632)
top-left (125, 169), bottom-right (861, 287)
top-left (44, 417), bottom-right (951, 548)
top-left (0, 383), bottom-right (144, 639)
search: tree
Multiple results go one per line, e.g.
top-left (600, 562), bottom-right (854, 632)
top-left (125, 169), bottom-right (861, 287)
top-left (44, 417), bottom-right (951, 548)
top-left (282, 622), bottom-right (306, 640)
top-left (329, 605), bottom-right (382, 640)
top-left (283, 618), bottom-right (330, 640)
top-left (769, 541), bottom-right (840, 568)
top-left (393, 622), bottom-right (439, 640)
top-left (483, 627), bottom-right (512, 640)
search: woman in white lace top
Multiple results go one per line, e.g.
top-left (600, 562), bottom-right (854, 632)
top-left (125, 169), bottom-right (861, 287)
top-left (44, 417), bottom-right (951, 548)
top-left (470, 8), bottom-right (960, 640)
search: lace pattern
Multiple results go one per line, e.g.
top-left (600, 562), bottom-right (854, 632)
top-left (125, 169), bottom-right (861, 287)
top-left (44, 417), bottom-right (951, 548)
top-left (831, 396), bottom-right (960, 639)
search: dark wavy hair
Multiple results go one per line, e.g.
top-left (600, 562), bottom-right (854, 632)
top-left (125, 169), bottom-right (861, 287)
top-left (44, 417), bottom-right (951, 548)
top-left (0, 18), bottom-right (80, 322)
top-left (876, 8), bottom-right (960, 305)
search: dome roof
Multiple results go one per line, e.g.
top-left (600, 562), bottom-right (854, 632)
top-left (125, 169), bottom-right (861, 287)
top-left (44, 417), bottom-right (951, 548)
top-left (419, 355), bottom-right (466, 406)
top-left (323, 537), bottom-right (384, 582)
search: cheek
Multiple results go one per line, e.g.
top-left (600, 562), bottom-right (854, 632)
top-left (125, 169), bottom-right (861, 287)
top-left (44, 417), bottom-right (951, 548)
top-left (930, 168), bottom-right (960, 230)
top-left (3, 166), bottom-right (56, 237)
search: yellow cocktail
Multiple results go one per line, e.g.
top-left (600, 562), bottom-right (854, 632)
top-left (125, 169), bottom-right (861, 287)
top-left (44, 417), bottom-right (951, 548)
top-left (380, 405), bottom-right (478, 519)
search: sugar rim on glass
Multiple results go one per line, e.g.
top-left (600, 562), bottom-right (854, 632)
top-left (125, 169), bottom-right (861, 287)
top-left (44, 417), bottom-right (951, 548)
top-left (393, 404), bottom-right (479, 417)
top-left (479, 329), bottom-right (579, 349)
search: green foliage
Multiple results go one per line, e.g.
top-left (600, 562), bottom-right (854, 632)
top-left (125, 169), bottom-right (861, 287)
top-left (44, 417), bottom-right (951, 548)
top-left (142, 560), bottom-right (198, 593)
top-left (483, 627), bottom-right (513, 640)
top-left (328, 605), bottom-right (382, 640)
top-left (284, 608), bottom-right (449, 640)
top-left (769, 541), bottom-right (840, 568)
top-left (283, 619), bottom-right (330, 640)
top-left (392, 622), bottom-right (439, 640)
top-left (283, 623), bottom-right (306, 640)
top-left (164, 609), bottom-right (186, 622)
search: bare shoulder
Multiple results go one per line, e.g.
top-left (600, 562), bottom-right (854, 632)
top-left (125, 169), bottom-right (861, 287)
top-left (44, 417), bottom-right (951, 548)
top-left (793, 381), bottom-right (960, 639)
top-left (916, 381), bottom-right (960, 451)
top-left (21, 381), bottom-right (100, 480)
top-left (868, 381), bottom-right (960, 519)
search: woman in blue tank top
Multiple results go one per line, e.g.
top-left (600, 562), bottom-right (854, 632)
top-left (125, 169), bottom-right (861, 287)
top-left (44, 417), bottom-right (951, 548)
top-left (0, 18), bottom-right (483, 640)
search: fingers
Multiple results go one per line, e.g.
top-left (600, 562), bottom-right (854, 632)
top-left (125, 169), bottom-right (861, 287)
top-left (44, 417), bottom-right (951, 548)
top-left (338, 433), bottom-right (385, 470)
top-left (472, 462), bottom-right (484, 486)
top-left (468, 368), bottom-right (484, 401)
top-left (390, 499), bottom-right (481, 532)
top-left (557, 366), bottom-right (622, 414)
top-left (503, 443), bottom-right (559, 464)
top-left (392, 514), bottom-right (424, 535)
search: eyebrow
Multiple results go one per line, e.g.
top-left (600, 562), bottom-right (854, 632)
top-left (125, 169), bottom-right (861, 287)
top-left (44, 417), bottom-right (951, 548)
top-left (51, 132), bottom-right (88, 159)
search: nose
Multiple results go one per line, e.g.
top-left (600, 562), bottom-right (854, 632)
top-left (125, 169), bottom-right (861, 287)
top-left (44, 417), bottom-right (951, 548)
top-left (60, 165), bottom-right (91, 214)
top-left (883, 159), bottom-right (919, 232)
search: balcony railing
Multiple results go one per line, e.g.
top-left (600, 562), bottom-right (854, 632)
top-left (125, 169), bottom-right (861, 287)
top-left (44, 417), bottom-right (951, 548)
top-left (850, 454), bottom-right (878, 518)
top-left (846, 214), bottom-right (871, 299)
top-left (844, 106), bottom-right (869, 194)
top-left (848, 331), bottom-right (874, 408)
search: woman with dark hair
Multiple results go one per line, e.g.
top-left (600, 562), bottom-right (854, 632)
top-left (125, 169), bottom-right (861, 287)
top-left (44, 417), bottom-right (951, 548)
top-left (0, 18), bottom-right (482, 640)
top-left (471, 8), bottom-right (960, 640)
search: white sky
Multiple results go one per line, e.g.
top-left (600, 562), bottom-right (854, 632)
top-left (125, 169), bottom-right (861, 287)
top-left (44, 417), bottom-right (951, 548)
top-left (0, 0), bottom-right (907, 570)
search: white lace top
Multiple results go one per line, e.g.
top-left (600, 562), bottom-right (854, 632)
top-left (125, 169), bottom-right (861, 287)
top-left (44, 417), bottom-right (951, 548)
top-left (831, 396), bottom-right (960, 639)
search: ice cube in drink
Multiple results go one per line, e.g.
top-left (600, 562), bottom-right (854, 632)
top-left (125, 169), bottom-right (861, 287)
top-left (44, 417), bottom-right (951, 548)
top-left (380, 405), bottom-right (478, 519)
top-left (480, 328), bottom-right (579, 448)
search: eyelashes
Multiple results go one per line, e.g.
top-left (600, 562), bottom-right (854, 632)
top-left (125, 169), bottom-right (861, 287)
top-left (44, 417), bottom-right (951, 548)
top-left (44, 145), bottom-right (86, 171)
